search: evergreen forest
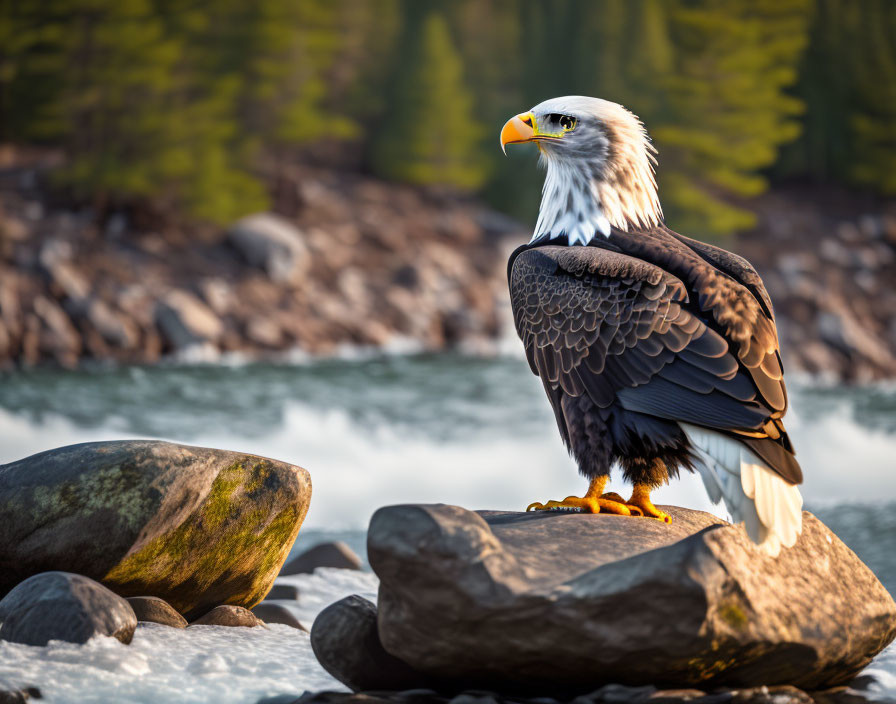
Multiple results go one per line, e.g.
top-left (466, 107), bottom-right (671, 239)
top-left (1, 0), bottom-right (894, 237)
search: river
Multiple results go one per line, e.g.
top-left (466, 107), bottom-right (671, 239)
top-left (1, 353), bottom-right (895, 698)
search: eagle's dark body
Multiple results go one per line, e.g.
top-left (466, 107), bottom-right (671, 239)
top-left (508, 224), bottom-right (802, 489)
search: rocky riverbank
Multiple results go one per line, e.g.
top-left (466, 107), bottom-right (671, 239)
top-left (0, 148), bottom-right (519, 368)
top-left (737, 189), bottom-right (896, 384)
top-left (1, 147), bottom-right (894, 381)
top-left (2, 439), bottom-right (895, 702)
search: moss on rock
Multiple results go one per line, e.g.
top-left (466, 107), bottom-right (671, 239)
top-left (0, 441), bottom-right (311, 618)
top-left (102, 457), bottom-right (308, 619)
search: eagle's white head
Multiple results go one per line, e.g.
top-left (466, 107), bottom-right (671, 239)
top-left (500, 96), bottom-right (662, 245)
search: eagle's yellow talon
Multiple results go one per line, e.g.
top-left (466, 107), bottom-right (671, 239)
top-left (527, 496), bottom-right (596, 513)
top-left (525, 495), bottom-right (635, 516)
top-left (526, 478), bottom-right (641, 516)
top-left (526, 479), bottom-right (671, 521)
top-left (628, 483), bottom-right (672, 523)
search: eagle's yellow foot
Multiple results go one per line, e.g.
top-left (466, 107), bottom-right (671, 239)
top-left (525, 476), bottom-right (638, 516)
top-left (599, 492), bottom-right (644, 517)
top-left (525, 495), bottom-right (633, 515)
top-left (627, 484), bottom-right (671, 523)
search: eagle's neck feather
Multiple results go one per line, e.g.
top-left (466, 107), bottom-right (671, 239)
top-left (531, 122), bottom-right (662, 246)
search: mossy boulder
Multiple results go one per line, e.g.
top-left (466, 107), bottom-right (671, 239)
top-left (0, 440), bottom-right (311, 620)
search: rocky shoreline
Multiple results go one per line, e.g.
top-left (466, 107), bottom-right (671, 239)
top-left (2, 441), bottom-right (896, 702)
top-left (0, 149), bottom-right (518, 369)
top-left (1, 149), bottom-right (894, 381)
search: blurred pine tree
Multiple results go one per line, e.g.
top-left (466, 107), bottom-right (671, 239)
top-left (371, 12), bottom-right (488, 191)
top-left (849, 2), bottom-right (896, 195)
top-left (0, 1), bottom-right (65, 142)
top-left (651, 0), bottom-right (810, 236)
top-left (1, 0), bottom-right (889, 233)
top-left (8, 0), bottom-right (265, 222)
top-left (447, 0), bottom-right (531, 219)
top-left (222, 0), bottom-right (355, 149)
top-left (327, 0), bottom-right (402, 132)
top-left (776, 0), bottom-right (896, 195)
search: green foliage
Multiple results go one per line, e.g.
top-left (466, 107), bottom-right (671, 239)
top-left (1, 0), bottom-right (268, 222)
top-left (777, 0), bottom-right (896, 195)
top-left (0, 1), bottom-right (66, 142)
top-left (650, 0), bottom-right (810, 236)
top-left (211, 0), bottom-right (356, 148)
top-left (0, 0), bottom-right (890, 233)
top-left (371, 12), bottom-right (487, 191)
top-left (840, 1), bottom-right (896, 195)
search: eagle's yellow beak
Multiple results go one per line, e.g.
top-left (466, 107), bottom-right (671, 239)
top-left (500, 112), bottom-right (536, 154)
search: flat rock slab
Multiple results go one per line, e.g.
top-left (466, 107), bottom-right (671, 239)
top-left (0, 571), bottom-right (136, 646)
top-left (368, 504), bottom-right (896, 694)
top-left (0, 441), bottom-right (311, 620)
top-left (478, 508), bottom-right (727, 590)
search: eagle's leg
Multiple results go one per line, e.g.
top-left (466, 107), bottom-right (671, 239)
top-left (627, 483), bottom-right (672, 523)
top-left (526, 476), bottom-right (635, 515)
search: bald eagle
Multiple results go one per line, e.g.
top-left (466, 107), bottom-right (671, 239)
top-left (501, 96), bottom-right (802, 556)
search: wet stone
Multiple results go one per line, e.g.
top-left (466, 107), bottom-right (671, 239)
top-left (190, 605), bottom-right (264, 628)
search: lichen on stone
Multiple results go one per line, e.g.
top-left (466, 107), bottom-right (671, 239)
top-left (101, 457), bottom-right (308, 617)
top-left (29, 462), bottom-right (160, 535)
top-left (718, 601), bottom-right (748, 630)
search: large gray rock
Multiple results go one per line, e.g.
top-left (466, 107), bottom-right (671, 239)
top-left (369, 505), bottom-right (896, 694)
top-left (228, 213), bottom-right (310, 284)
top-left (0, 441), bottom-right (311, 620)
top-left (0, 571), bottom-right (136, 646)
top-left (310, 595), bottom-right (430, 693)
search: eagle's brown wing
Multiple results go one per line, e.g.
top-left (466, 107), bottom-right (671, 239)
top-left (609, 226), bottom-right (788, 416)
top-left (667, 230), bottom-right (776, 319)
top-left (509, 244), bottom-right (801, 484)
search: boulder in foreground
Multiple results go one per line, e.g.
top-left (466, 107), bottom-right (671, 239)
top-left (0, 571), bottom-right (136, 646)
top-left (367, 505), bottom-right (896, 694)
top-left (0, 441), bottom-right (311, 620)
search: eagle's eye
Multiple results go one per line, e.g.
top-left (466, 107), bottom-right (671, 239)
top-left (559, 115), bottom-right (576, 131)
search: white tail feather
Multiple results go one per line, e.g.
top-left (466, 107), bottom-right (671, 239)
top-left (681, 423), bottom-right (803, 557)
